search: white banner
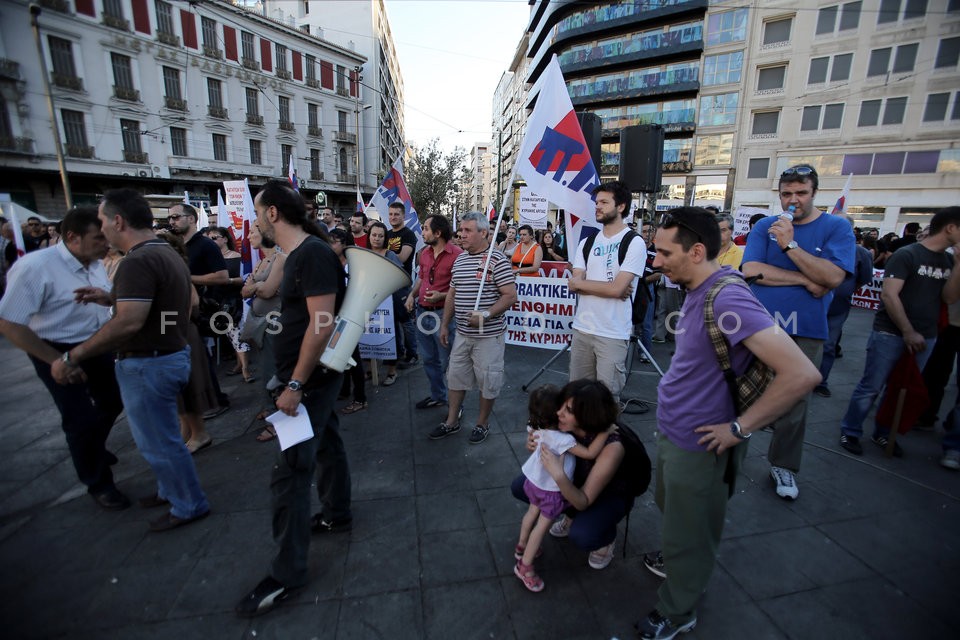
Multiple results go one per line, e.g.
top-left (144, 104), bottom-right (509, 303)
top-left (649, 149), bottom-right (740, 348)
top-left (851, 268), bottom-right (884, 311)
top-left (222, 180), bottom-right (250, 247)
top-left (505, 276), bottom-right (577, 350)
top-left (518, 188), bottom-right (549, 229)
top-left (358, 297), bottom-right (398, 360)
top-left (733, 205), bottom-right (770, 237)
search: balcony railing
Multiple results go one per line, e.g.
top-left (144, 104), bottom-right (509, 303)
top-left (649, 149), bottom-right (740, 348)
top-left (203, 46), bottom-right (223, 60)
top-left (156, 32), bottom-right (180, 47)
top-left (246, 114), bottom-right (264, 126)
top-left (102, 14), bottom-right (130, 31)
top-left (336, 87), bottom-right (350, 97)
top-left (241, 57), bottom-right (259, 71)
top-left (38, 0), bottom-right (69, 12)
top-left (276, 69), bottom-right (291, 80)
top-left (333, 130), bottom-right (356, 144)
top-left (113, 86), bottom-right (140, 102)
top-left (310, 171), bottom-right (324, 181)
top-left (164, 96), bottom-right (187, 111)
top-left (123, 150), bottom-right (149, 164)
top-left (0, 137), bottom-right (33, 153)
top-left (308, 125), bottom-right (323, 137)
top-left (52, 73), bottom-right (83, 91)
top-left (208, 106), bottom-right (228, 119)
top-left (306, 78), bottom-right (320, 89)
top-left (66, 144), bottom-right (94, 158)
top-left (0, 59), bottom-right (19, 80)
top-left (335, 173), bottom-right (355, 183)
top-left (279, 121), bottom-right (295, 132)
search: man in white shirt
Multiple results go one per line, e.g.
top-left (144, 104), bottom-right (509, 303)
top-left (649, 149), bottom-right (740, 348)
top-left (568, 181), bottom-right (646, 402)
top-left (0, 206), bottom-right (129, 510)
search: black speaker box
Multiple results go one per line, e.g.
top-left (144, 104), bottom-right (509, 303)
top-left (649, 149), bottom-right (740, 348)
top-left (619, 124), bottom-right (664, 193)
top-left (576, 111), bottom-right (602, 170)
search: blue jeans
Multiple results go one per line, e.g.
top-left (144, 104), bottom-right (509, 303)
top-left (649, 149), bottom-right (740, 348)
top-left (416, 306), bottom-right (455, 402)
top-left (818, 303), bottom-right (853, 387)
top-left (840, 331), bottom-right (936, 439)
top-left (270, 373), bottom-right (351, 588)
top-left (115, 349), bottom-right (209, 519)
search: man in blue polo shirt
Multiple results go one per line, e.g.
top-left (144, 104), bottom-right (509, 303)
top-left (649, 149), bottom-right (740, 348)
top-left (742, 164), bottom-right (854, 500)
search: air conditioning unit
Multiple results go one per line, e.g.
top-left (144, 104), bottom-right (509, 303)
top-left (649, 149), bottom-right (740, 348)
top-left (152, 165), bottom-right (162, 177)
top-left (138, 169), bottom-right (149, 177)
top-left (122, 171), bottom-right (131, 176)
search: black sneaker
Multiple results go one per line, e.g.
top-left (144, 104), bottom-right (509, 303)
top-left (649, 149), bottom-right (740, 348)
top-left (814, 385), bottom-right (831, 398)
top-left (397, 354), bottom-right (419, 369)
top-left (428, 421), bottom-right (460, 440)
top-left (635, 610), bottom-right (697, 640)
top-left (310, 513), bottom-right (352, 534)
top-left (235, 576), bottom-right (296, 618)
top-left (839, 434), bottom-right (863, 455)
top-left (468, 425), bottom-right (489, 444)
top-left (415, 396), bottom-right (446, 409)
top-left (872, 435), bottom-right (904, 458)
top-left (643, 551), bottom-right (666, 578)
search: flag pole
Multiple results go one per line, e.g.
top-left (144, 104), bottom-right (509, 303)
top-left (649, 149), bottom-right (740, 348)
top-left (472, 161), bottom-right (520, 312)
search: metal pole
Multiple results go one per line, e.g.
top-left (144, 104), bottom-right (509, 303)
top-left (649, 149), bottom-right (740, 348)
top-left (496, 128), bottom-right (502, 214)
top-left (30, 4), bottom-right (72, 209)
top-left (354, 65), bottom-right (362, 197)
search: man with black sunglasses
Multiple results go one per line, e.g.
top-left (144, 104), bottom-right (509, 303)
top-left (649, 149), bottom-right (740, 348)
top-left (405, 214), bottom-right (462, 410)
top-left (742, 164), bottom-right (855, 500)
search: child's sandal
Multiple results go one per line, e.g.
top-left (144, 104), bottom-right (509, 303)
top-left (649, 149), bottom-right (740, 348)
top-left (514, 560), bottom-right (544, 593)
top-left (513, 543), bottom-right (543, 561)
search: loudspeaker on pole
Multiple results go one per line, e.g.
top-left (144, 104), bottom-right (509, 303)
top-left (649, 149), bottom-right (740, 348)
top-left (576, 111), bottom-right (602, 170)
top-left (619, 124), bottom-right (665, 193)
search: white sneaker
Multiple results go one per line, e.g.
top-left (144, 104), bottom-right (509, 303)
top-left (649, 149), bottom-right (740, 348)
top-left (549, 514), bottom-right (571, 538)
top-left (770, 466), bottom-right (799, 500)
top-left (941, 450), bottom-right (960, 470)
top-left (588, 541), bottom-right (615, 569)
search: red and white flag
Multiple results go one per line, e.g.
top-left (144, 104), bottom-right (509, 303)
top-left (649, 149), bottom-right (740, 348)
top-left (288, 154), bottom-right (299, 192)
top-left (830, 173), bottom-right (853, 215)
top-left (0, 195), bottom-right (26, 258)
top-left (486, 202), bottom-right (496, 222)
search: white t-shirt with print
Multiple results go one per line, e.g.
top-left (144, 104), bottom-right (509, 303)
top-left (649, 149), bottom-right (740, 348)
top-left (572, 227), bottom-right (646, 340)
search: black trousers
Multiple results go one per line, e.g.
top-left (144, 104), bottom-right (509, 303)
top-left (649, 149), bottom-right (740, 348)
top-left (921, 325), bottom-right (960, 423)
top-left (30, 342), bottom-right (123, 494)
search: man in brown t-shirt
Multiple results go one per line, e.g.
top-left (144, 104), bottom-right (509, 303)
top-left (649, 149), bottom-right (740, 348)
top-left (51, 189), bottom-right (210, 532)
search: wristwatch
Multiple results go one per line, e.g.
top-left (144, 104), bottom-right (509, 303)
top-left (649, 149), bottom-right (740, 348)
top-left (286, 379), bottom-right (303, 392)
top-left (782, 240), bottom-right (798, 253)
top-left (731, 419), bottom-right (751, 440)
top-left (61, 351), bottom-right (77, 367)
top-left (481, 310), bottom-right (491, 319)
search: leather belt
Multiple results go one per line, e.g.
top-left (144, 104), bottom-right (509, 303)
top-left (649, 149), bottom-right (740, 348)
top-left (117, 349), bottom-right (179, 360)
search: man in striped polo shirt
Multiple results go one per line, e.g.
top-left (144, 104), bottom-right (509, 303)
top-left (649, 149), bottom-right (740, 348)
top-left (433, 211), bottom-right (517, 444)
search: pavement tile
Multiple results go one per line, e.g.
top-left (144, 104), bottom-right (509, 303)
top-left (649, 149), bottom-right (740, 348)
top-left (244, 598), bottom-right (342, 639)
top-left (171, 552), bottom-right (276, 617)
top-left (414, 459), bottom-right (476, 495)
top-left (337, 589), bottom-right (423, 639)
top-left (499, 572), bottom-right (600, 639)
top-left (416, 491), bottom-right (483, 533)
top-left (84, 561), bottom-right (191, 626)
top-left (341, 532), bottom-right (420, 597)
top-left (1, 567), bottom-right (111, 639)
top-left (419, 528), bottom-right (498, 587)
top-left (422, 580), bottom-right (515, 640)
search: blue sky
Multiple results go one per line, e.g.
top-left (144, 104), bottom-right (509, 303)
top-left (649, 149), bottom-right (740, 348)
top-left (386, 0), bottom-right (531, 153)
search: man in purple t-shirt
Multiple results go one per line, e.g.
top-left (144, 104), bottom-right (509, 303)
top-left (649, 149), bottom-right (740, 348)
top-left (635, 207), bottom-right (820, 640)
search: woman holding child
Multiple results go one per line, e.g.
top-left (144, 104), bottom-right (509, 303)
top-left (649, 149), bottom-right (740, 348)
top-left (511, 379), bottom-right (633, 590)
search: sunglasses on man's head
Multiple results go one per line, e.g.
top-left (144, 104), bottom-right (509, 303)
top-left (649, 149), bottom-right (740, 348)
top-left (658, 212), bottom-right (703, 244)
top-left (781, 166), bottom-right (817, 179)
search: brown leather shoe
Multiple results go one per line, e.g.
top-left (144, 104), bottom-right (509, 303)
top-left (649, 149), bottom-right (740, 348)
top-left (149, 510), bottom-right (211, 532)
top-left (90, 488), bottom-right (131, 511)
top-left (138, 494), bottom-right (170, 509)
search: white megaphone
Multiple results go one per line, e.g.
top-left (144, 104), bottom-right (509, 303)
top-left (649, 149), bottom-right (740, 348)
top-left (319, 246), bottom-right (412, 372)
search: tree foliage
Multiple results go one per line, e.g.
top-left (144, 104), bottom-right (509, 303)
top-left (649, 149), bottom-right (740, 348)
top-left (406, 139), bottom-right (472, 220)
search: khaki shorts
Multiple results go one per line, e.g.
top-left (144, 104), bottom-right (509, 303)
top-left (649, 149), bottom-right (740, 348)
top-left (446, 333), bottom-right (506, 399)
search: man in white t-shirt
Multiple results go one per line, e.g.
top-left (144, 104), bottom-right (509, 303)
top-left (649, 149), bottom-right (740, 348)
top-left (568, 180), bottom-right (646, 401)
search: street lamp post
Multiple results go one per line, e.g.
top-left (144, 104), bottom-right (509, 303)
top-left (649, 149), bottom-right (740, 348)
top-left (353, 65), bottom-right (372, 199)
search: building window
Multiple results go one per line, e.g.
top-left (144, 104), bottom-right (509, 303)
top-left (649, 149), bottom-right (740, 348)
top-left (922, 91), bottom-right (960, 122)
top-left (762, 17), bottom-right (792, 47)
top-left (339, 147), bottom-right (348, 174)
top-left (310, 148), bottom-right (321, 179)
top-left (245, 87), bottom-right (259, 116)
top-left (61, 109), bottom-right (88, 148)
top-left (48, 36), bottom-right (77, 78)
top-left (120, 119), bottom-right (141, 153)
top-left (170, 127), bottom-right (187, 156)
top-left (155, 1), bottom-right (174, 35)
top-left (201, 17), bottom-right (217, 50)
top-left (879, 0), bottom-right (927, 23)
top-left (936, 37), bottom-right (960, 69)
top-left (801, 104), bottom-right (845, 131)
top-left (241, 31), bottom-right (255, 61)
top-left (162, 67), bottom-right (181, 100)
top-left (279, 96), bottom-right (291, 126)
top-left (858, 97), bottom-right (908, 126)
top-left (212, 134), bottom-right (227, 161)
top-left (702, 51), bottom-right (743, 86)
top-left (207, 78), bottom-right (223, 109)
top-left (249, 139), bottom-right (262, 165)
top-left (698, 93), bottom-right (739, 127)
top-left (868, 43), bottom-right (918, 77)
top-left (808, 53), bottom-right (853, 84)
top-left (276, 44), bottom-right (287, 71)
top-left (695, 134), bottom-right (733, 166)
top-left (281, 144), bottom-right (293, 172)
top-left (706, 9), bottom-right (748, 46)
top-left (757, 65), bottom-right (786, 92)
top-left (817, 1), bottom-right (862, 34)
top-left (111, 53), bottom-right (134, 90)
top-left (0, 98), bottom-right (12, 141)
top-left (308, 103), bottom-right (319, 127)
top-left (747, 158), bottom-right (770, 179)
top-left (751, 111), bottom-right (780, 136)
top-left (336, 65), bottom-right (347, 92)
top-left (305, 55), bottom-right (317, 82)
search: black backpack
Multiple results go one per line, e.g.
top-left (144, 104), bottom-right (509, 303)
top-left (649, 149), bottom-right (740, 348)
top-left (581, 230), bottom-right (651, 325)
top-left (613, 421), bottom-right (651, 498)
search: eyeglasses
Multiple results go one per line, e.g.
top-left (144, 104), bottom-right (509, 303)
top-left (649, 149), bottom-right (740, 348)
top-left (168, 214), bottom-right (188, 221)
top-left (781, 166), bottom-right (817, 179)
top-left (658, 212), bottom-right (703, 244)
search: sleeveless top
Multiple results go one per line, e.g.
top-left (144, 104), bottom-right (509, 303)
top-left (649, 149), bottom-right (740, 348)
top-left (511, 242), bottom-right (540, 277)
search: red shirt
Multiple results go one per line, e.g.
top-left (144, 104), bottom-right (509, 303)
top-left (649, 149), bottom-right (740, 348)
top-left (417, 242), bottom-right (462, 308)
top-left (352, 233), bottom-right (368, 249)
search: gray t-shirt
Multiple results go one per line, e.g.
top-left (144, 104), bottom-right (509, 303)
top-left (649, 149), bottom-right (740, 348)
top-left (874, 243), bottom-right (953, 338)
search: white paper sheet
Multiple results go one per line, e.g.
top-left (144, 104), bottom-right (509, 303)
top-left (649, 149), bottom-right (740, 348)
top-left (266, 404), bottom-right (314, 451)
